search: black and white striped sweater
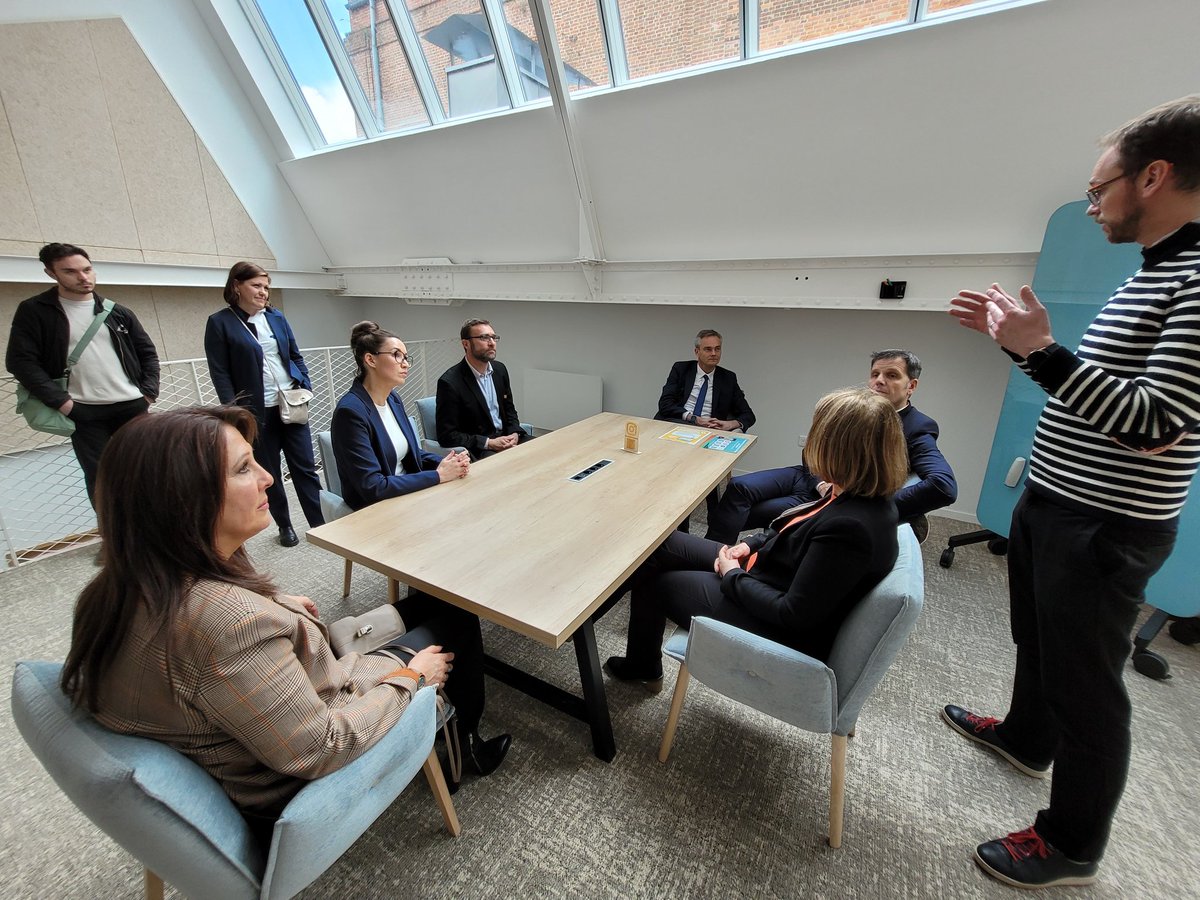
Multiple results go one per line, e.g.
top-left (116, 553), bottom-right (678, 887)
top-left (1021, 221), bottom-right (1200, 531)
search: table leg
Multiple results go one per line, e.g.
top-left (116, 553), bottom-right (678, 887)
top-left (572, 620), bottom-right (616, 762)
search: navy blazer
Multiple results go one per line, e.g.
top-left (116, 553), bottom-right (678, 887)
top-left (727, 493), bottom-right (898, 661)
top-left (204, 305), bottom-right (311, 421)
top-left (655, 360), bottom-right (755, 431)
top-left (435, 358), bottom-right (529, 460)
top-left (331, 382), bottom-right (442, 510)
top-left (895, 404), bottom-right (957, 520)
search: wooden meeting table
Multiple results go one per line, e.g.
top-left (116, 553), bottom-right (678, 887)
top-left (306, 411), bottom-right (756, 761)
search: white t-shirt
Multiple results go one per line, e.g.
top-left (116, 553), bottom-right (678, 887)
top-left (376, 402), bottom-right (410, 473)
top-left (60, 297), bottom-right (141, 404)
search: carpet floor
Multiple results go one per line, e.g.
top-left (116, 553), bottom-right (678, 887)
top-left (1, 501), bottom-right (1197, 899)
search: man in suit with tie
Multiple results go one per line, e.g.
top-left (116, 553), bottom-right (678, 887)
top-left (655, 329), bottom-right (755, 432)
top-left (435, 318), bottom-right (531, 461)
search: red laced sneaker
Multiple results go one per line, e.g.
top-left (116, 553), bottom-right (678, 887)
top-left (998, 827), bottom-right (1049, 863)
top-left (941, 704), bottom-right (1050, 778)
top-left (975, 826), bottom-right (1098, 889)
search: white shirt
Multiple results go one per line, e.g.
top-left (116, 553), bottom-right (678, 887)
top-left (470, 361), bottom-right (503, 431)
top-left (247, 311), bottom-right (293, 408)
top-left (59, 297), bottom-right (141, 405)
top-left (376, 402), bottom-right (410, 473)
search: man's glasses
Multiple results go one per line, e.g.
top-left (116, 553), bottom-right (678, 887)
top-left (1086, 173), bottom-right (1127, 207)
top-left (374, 349), bottom-right (411, 365)
top-left (469, 333), bottom-right (500, 343)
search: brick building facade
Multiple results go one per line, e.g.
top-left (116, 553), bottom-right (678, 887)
top-left (344, 0), bottom-right (979, 133)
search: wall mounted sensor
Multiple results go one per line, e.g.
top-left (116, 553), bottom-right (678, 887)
top-left (1004, 457), bottom-right (1026, 487)
top-left (879, 279), bottom-right (906, 299)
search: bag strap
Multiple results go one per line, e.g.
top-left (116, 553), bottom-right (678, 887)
top-left (379, 645), bottom-right (462, 784)
top-left (65, 299), bottom-right (115, 375)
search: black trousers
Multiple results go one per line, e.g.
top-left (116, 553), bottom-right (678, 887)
top-left (623, 531), bottom-right (796, 672)
top-left (67, 397), bottom-right (150, 506)
top-left (256, 413), bottom-right (324, 529)
top-left (382, 591), bottom-right (487, 735)
top-left (995, 490), bottom-right (1174, 861)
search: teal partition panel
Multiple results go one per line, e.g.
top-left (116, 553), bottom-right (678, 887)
top-left (975, 201), bottom-right (1197, 617)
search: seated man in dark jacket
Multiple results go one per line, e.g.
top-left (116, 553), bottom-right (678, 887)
top-left (655, 329), bottom-right (755, 432)
top-left (435, 318), bottom-right (531, 461)
top-left (705, 349), bottom-right (956, 545)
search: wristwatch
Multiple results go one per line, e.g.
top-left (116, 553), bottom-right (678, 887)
top-left (397, 667), bottom-right (426, 689)
top-left (1024, 342), bottom-right (1060, 372)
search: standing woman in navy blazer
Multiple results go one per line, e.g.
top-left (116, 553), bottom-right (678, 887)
top-left (330, 321), bottom-right (510, 780)
top-left (204, 262), bottom-right (325, 547)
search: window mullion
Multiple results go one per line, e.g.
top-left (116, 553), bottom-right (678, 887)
top-left (382, 0), bottom-right (448, 124)
top-left (911, 0), bottom-right (928, 23)
top-left (596, 0), bottom-right (629, 86)
top-left (743, 0), bottom-right (759, 57)
top-left (304, 0), bottom-right (382, 138)
top-left (480, 0), bottom-right (523, 105)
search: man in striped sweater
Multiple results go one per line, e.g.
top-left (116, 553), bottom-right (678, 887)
top-left (945, 96), bottom-right (1200, 889)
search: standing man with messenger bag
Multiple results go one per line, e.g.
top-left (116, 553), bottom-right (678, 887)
top-left (6, 243), bottom-right (160, 507)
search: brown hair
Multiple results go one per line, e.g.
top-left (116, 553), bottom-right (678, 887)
top-left (350, 320), bottom-right (401, 381)
top-left (62, 406), bottom-right (277, 712)
top-left (1101, 95), bottom-right (1200, 192)
top-left (460, 318), bottom-right (491, 341)
top-left (804, 388), bottom-right (907, 498)
top-left (39, 242), bottom-right (90, 268)
top-left (223, 260), bottom-right (270, 307)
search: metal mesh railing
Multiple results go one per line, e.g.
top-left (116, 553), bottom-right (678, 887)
top-left (0, 338), bottom-right (460, 571)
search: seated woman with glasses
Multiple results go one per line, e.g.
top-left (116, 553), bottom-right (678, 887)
top-left (605, 387), bottom-right (907, 692)
top-left (331, 320), bottom-right (510, 781)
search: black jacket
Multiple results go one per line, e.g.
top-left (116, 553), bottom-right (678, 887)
top-left (435, 358), bottom-right (529, 459)
top-left (726, 493), bottom-right (898, 661)
top-left (654, 361), bottom-right (755, 431)
top-left (5, 287), bottom-right (160, 409)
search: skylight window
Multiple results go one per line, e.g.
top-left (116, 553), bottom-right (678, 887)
top-left (241, 0), bottom-right (1034, 149)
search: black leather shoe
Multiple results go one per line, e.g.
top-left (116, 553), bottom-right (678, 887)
top-left (604, 656), bottom-right (664, 694)
top-left (975, 826), bottom-right (1098, 888)
top-left (278, 526), bottom-right (299, 547)
top-left (941, 705), bottom-right (1049, 778)
top-left (467, 732), bottom-right (511, 777)
top-left (1169, 615), bottom-right (1200, 645)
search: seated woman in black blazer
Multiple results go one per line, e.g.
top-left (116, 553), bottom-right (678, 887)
top-left (331, 321), bottom-right (509, 781)
top-left (606, 387), bottom-right (907, 691)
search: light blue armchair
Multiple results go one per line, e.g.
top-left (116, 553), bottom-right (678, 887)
top-left (12, 660), bottom-right (459, 900)
top-left (316, 430), bottom-right (356, 598)
top-left (657, 525), bottom-right (924, 848)
top-left (319, 427), bottom-right (416, 603)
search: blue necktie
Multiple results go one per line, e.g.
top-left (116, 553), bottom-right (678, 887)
top-left (692, 374), bottom-right (709, 419)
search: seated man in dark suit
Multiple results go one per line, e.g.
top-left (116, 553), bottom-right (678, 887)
top-left (436, 318), bottom-right (531, 461)
top-left (705, 349), bottom-right (956, 545)
top-left (655, 329), bottom-right (755, 432)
